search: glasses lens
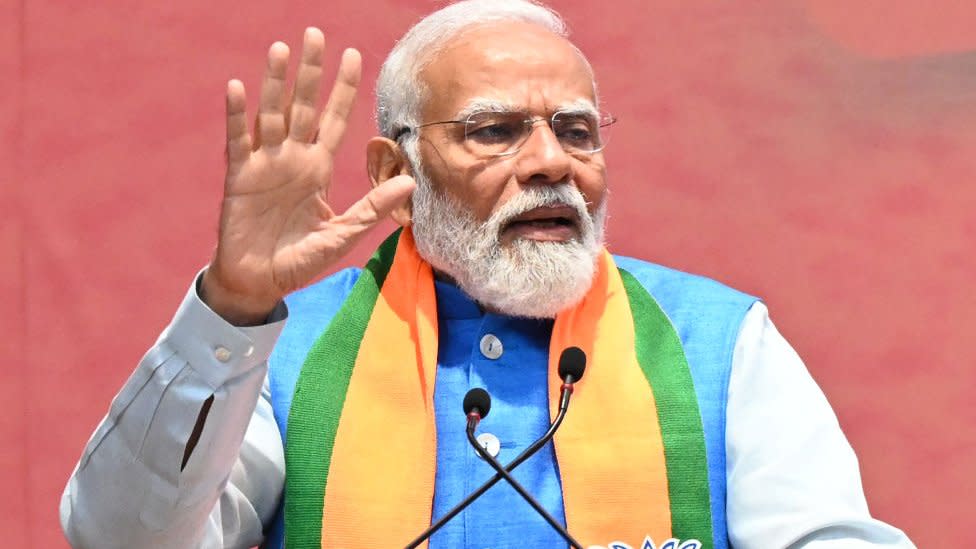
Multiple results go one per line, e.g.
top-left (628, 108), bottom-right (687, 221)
top-left (552, 111), bottom-right (613, 154)
top-left (463, 111), bottom-right (530, 156)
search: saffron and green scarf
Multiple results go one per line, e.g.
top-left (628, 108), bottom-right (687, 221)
top-left (284, 228), bottom-right (714, 548)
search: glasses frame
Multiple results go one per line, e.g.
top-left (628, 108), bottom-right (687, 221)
top-left (394, 109), bottom-right (618, 158)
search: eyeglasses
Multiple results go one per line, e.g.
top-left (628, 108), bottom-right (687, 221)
top-left (395, 109), bottom-right (617, 158)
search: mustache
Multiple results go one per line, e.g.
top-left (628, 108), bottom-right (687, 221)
top-left (487, 184), bottom-right (590, 232)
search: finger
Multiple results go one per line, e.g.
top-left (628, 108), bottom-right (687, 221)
top-left (317, 48), bottom-right (362, 155)
top-left (225, 79), bottom-right (251, 171)
top-left (288, 27), bottom-right (325, 142)
top-left (333, 175), bottom-right (416, 231)
top-left (256, 41), bottom-right (290, 149)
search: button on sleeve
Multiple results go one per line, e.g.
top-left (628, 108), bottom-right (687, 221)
top-left (160, 271), bottom-right (287, 390)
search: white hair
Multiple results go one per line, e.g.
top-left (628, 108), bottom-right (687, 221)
top-left (375, 0), bottom-right (570, 140)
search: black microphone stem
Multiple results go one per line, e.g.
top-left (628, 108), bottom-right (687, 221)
top-left (464, 415), bottom-right (584, 549)
top-left (404, 378), bottom-right (580, 549)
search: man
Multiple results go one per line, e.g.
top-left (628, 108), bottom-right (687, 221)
top-left (60, 1), bottom-right (916, 548)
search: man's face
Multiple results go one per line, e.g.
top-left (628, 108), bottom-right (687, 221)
top-left (415, 21), bottom-right (608, 243)
top-left (404, 21), bottom-right (609, 317)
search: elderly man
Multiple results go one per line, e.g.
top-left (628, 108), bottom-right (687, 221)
top-left (60, 1), bottom-right (915, 548)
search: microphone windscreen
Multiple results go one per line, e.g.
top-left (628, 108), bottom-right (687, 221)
top-left (558, 347), bottom-right (587, 381)
top-left (463, 388), bottom-right (492, 417)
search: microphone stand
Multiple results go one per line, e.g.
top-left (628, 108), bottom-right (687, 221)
top-left (404, 379), bottom-right (579, 549)
top-left (465, 409), bottom-right (584, 549)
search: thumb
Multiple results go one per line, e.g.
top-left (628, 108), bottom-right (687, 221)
top-left (335, 174), bottom-right (416, 230)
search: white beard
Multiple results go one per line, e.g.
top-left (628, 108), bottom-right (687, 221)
top-left (409, 166), bottom-right (607, 319)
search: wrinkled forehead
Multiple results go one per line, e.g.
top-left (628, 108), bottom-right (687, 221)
top-left (419, 21), bottom-right (597, 120)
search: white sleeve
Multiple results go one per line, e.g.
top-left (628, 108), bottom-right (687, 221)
top-left (725, 302), bottom-right (915, 549)
top-left (60, 274), bottom-right (287, 549)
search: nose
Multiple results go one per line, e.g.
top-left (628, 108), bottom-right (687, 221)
top-left (513, 119), bottom-right (574, 185)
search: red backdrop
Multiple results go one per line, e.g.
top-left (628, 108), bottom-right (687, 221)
top-left (3, 1), bottom-right (975, 546)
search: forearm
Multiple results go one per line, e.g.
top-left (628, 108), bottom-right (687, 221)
top-left (60, 274), bottom-right (286, 549)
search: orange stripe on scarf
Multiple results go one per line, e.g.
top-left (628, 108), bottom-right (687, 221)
top-left (320, 230), bottom-right (439, 548)
top-left (550, 251), bottom-right (673, 545)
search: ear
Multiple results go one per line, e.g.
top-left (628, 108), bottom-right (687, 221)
top-left (367, 137), bottom-right (414, 227)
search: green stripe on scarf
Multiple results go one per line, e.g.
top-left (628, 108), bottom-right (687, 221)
top-left (619, 267), bottom-right (715, 548)
top-left (284, 230), bottom-right (401, 549)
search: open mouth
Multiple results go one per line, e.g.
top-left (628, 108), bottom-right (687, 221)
top-left (502, 205), bottom-right (581, 240)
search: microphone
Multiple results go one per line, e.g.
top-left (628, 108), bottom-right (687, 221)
top-left (463, 388), bottom-right (585, 549)
top-left (463, 387), bottom-right (491, 425)
top-left (404, 347), bottom-right (587, 549)
top-left (556, 345), bottom-right (586, 410)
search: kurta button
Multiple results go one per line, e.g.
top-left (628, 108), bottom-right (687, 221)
top-left (475, 432), bottom-right (501, 459)
top-left (479, 334), bottom-right (503, 359)
top-left (214, 346), bottom-right (232, 363)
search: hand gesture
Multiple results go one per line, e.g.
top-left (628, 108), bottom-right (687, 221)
top-left (201, 28), bottom-right (415, 325)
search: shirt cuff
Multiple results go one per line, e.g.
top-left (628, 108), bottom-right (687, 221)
top-left (159, 270), bottom-right (288, 390)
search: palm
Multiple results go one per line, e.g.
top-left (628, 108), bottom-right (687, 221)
top-left (205, 28), bottom-right (414, 323)
top-left (221, 141), bottom-right (336, 293)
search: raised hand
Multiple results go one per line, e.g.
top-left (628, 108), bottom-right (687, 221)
top-left (201, 28), bottom-right (416, 325)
